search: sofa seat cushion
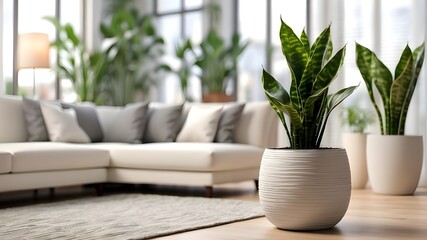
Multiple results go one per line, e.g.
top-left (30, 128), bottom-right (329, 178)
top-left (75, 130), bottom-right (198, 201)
top-left (0, 142), bottom-right (110, 173)
top-left (0, 151), bottom-right (12, 174)
top-left (95, 142), bottom-right (263, 172)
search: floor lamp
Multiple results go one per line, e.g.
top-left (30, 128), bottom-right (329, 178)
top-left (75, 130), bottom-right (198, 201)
top-left (17, 33), bottom-right (50, 98)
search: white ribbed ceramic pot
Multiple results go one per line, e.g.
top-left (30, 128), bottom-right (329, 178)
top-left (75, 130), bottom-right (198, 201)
top-left (367, 135), bottom-right (423, 195)
top-left (342, 133), bottom-right (368, 189)
top-left (259, 148), bottom-right (351, 231)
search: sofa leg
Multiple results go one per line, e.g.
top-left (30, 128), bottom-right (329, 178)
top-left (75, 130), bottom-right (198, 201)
top-left (205, 186), bottom-right (213, 198)
top-left (254, 180), bottom-right (259, 191)
top-left (95, 183), bottom-right (105, 196)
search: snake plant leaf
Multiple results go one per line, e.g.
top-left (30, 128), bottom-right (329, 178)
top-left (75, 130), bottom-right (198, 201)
top-left (262, 68), bottom-right (302, 129)
top-left (300, 29), bottom-right (310, 54)
top-left (299, 26), bottom-right (330, 105)
top-left (314, 85), bottom-right (358, 146)
top-left (390, 54), bottom-right (413, 134)
top-left (313, 45), bottom-right (346, 93)
top-left (325, 39), bottom-right (333, 62)
top-left (264, 20), bottom-right (355, 148)
top-left (304, 46), bottom-right (346, 118)
top-left (395, 45), bottom-right (412, 79)
top-left (280, 18), bottom-right (308, 84)
top-left (356, 42), bottom-right (425, 135)
top-left (396, 43), bottom-right (425, 134)
top-left (355, 42), bottom-right (389, 133)
top-left (327, 85), bottom-right (359, 115)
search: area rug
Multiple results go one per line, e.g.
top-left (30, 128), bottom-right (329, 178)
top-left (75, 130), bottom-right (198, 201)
top-left (0, 194), bottom-right (263, 239)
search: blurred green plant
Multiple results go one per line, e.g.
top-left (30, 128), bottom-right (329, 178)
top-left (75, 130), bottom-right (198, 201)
top-left (44, 16), bottom-right (108, 104)
top-left (159, 39), bottom-right (195, 101)
top-left (339, 105), bottom-right (374, 133)
top-left (100, 10), bottom-right (166, 106)
top-left (195, 29), bottom-right (248, 95)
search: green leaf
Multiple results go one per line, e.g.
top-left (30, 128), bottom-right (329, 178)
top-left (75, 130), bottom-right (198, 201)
top-left (280, 18), bottom-right (308, 83)
top-left (309, 25), bottom-right (330, 76)
top-left (355, 42), bottom-right (388, 134)
top-left (300, 29), bottom-right (310, 54)
top-left (262, 68), bottom-right (302, 129)
top-left (313, 45), bottom-right (346, 93)
top-left (395, 43), bottom-right (424, 135)
top-left (394, 45), bottom-right (412, 79)
top-left (390, 54), bottom-right (413, 134)
top-left (304, 46), bottom-right (346, 118)
top-left (64, 24), bottom-right (80, 47)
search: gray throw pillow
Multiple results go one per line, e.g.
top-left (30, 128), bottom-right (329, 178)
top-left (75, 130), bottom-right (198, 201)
top-left (61, 103), bottom-right (104, 142)
top-left (22, 97), bottom-right (59, 141)
top-left (103, 102), bottom-right (149, 144)
top-left (143, 104), bottom-right (183, 143)
top-left (214, 103), bottom-right (245, 143)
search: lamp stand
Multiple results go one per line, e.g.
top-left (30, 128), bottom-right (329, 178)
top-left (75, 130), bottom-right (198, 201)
top-left (32, 67), bottom-right (36, 98)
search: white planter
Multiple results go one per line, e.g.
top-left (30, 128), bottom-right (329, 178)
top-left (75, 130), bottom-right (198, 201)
top-left (259, 148), bottom-right (351, 231)
top-left (342, 133), bottom-right (368, 189)
top-left (367, 135), bottom-right (423, 195)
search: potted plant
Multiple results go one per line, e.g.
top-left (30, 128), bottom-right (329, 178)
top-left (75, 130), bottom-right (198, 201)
top-left (45, 17), bottom-right (108, 104)
top-left (195, 29), bottom-right (248, 102)
top-left (159, 39), bottom-right (195, 102)
top-left (259, 19), bottom-right (358, 230)
top-left (100, 10), bottom-right (166, 106)
top-left (356, 42), bottom-right (425, 195)
top-left (340, 105), bottom-right (374, 189)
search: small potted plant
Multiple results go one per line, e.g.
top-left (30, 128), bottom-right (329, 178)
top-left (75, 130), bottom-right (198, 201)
top-left (259, 18), bottom-right (357, 231)
top-left (356, 42), bottom-right (425, 195)
top-left (340, 105), bottom-right (374, 189)
top-left (195, 29), bottom-right (248, 102)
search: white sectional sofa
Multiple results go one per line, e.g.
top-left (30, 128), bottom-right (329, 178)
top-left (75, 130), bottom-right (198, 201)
top-left (0, 95), bottom-right (278, 196)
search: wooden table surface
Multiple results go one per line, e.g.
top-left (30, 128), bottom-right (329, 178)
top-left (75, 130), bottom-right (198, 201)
top-left (155, 187), bottom-right (427, 240)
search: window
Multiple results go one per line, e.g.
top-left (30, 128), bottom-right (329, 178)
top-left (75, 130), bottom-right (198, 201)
top-left (1, 0), bottom-right (14, 95)
top-left (154, 0), bottom-right (204, 102)
top-left (1, 0), bottom-right (84, 100)
top-left (17, 0), bottom-right (56, 99)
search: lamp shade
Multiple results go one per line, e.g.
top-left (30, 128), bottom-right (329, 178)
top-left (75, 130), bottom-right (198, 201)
top-left (17, 33), bottom-right (50, 70)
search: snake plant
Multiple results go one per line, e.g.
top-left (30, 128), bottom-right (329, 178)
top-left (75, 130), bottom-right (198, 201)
top-left (356, 42), bottom-right (425, 135)
top-left (262, 19), bottom-right (358, 149)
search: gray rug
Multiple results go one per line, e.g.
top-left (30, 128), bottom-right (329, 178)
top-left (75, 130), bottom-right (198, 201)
top-left (0, 194), bottom-right (263, 240)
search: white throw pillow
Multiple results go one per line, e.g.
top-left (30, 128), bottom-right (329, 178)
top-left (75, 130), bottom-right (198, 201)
top-left (40, 103), bottom-right (90, 143)
top-left (176, 105), bottom-right (223, 142)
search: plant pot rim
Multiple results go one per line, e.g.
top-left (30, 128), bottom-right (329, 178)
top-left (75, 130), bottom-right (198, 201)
top-left (368, 134), bottom-right (422, 138)
top-left (266, 147), bottom-right (345, 151)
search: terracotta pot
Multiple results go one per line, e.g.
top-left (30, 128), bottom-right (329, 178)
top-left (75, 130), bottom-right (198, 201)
top-left (342, 133), bottom-right (368, 189)
top-left (259, 148), bottom-right (351, 231)
top-left (202, 92), bottom-right (233, 103)
top-left (367, 135), bottom-right (423, 195)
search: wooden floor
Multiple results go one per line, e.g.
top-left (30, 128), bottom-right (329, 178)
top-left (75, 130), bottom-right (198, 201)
top-left (1, 182), bottom-right (426, 240)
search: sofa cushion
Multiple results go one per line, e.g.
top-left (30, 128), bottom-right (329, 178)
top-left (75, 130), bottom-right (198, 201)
top-left (176, 105), bottom-right (223, 142)
top-left (41, 103), bottom-right (91, 143)
top-left (0, 151), bottom-right (12, 174)
top-left (96, 102), bottom-right (149, 143)
top-left (143, 104), bottom-right (183, 143)
top-left (61, 103), bottom-right (104, 142)
top-left (98, 142), bottom-right (263, 172)
top-left (0, 142), bottom-right (110, 173)
top-left (234, 101), bottom-right (278, 148)
top-left (0, 96), bottom-right (27, 143)
top-left (22, 97), bottom-right (52, 141)
top-left (214, 103), bottom-right (245, 143)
